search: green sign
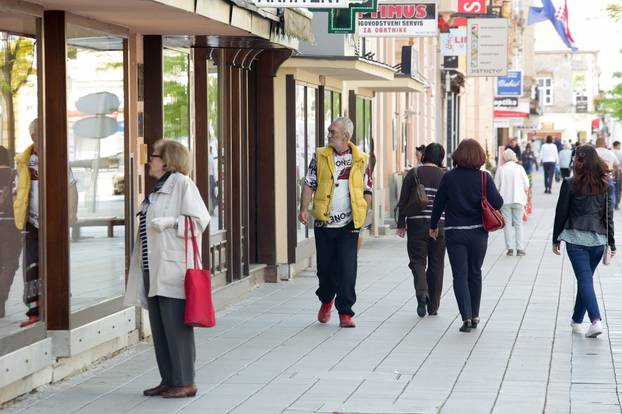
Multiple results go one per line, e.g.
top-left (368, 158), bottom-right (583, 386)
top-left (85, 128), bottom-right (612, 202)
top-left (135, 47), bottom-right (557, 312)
top-left (326, 0), bottom-right (377, 33)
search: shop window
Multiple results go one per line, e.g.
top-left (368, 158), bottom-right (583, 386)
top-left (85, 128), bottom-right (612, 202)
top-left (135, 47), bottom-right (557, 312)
top-left (207, 60), bottom-right (222, 234)
top-left (0, 28), bottom-right (41, 336)
top-left (356, 96), bottom-right (372, 153)
top-left (296, 84), bottom-right (318, 241)
top-left (66, 26), bottom-right (126, 313)
top-left (163, 48), bottom-right (190, 148)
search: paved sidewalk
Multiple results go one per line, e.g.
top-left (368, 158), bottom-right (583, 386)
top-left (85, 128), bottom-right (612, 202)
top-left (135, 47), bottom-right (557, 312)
top-left (5, 174), bottom-right (622, 414)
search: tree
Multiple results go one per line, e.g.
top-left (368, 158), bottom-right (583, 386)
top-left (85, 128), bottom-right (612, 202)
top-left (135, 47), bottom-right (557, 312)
top-left (607, 2), bottom-right (622, 21)
top-left (597, 72), bottom-right (622, 121)
top-left (162, 50), bottom-right (189, 142)
top-left (0, 35), bottom-right (35, 158)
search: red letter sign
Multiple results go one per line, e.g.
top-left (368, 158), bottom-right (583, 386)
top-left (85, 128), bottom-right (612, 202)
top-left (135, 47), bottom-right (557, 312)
top-left (458, 0), bottom-right (486, 14)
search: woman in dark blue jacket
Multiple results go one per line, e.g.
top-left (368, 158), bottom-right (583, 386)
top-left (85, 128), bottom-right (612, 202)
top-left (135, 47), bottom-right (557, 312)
top-left (430, 139), bottom-right (503, 332)
top-left (553, 145), bottom-right (616, 338)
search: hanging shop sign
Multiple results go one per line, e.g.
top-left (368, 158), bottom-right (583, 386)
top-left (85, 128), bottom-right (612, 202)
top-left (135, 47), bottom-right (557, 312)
top-left (250, 0), bottom-right (349, 7)
top-left (458, 0), bottom-right (486, 14)
top-left (494, 98), bottom-right (529, 118)
top-left (495, 71), bottom-right (522, 96)
top-left (358, 0), bottom-right (437, 37)
top-left (494, 97), bottom-right (518, 108)
top-left (440, 27), bottom-right (467, 56)
top-left (576, 95), bottom-right (588, 113)
top-left (466, 18), bottom-right (508, 77)
top-left (328, 0), bottom-right (377, 33)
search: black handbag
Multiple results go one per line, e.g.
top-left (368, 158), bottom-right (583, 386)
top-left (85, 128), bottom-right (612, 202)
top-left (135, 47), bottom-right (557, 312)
top-left (400, 167), bottom-right (429, 217)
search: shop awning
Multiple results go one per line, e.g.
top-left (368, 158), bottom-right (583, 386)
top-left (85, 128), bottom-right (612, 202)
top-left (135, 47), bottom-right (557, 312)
top-left (348, 74), bottom-right (426, 93)
top-left (282, 56), bottom-right (396, 81)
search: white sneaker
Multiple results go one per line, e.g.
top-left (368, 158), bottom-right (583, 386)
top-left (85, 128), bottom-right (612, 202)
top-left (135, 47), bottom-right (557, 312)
top-left (585, 321), bottom-right (603, 338)
top-left (570, 321), bottom-right (583, 334)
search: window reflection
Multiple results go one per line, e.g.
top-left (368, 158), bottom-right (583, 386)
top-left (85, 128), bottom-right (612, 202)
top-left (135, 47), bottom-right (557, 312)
top-left (295, 85), bottom-right (306, 242)
top-left (208, 62), bottom-right (222, 235)
top-left (0, 29), bottom-right (40, 334)
top-left (163, 48), bottom-right (190, 148)
top-left (66, 27), bottom-right (125, 312)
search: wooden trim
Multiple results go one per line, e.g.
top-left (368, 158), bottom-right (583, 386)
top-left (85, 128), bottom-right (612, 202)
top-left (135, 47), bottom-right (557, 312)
top-left (318, 85), bottom-right (325, 148)
top-left (192, 47), bottom-right (211, 269)
top-left (247, 64), bottom-right (258, 264)
top-left (241, 70), bottom-right (250, 276)
top-left (142, 35), bottom-right (163, 194)
top-left (285, 75), bottom-right (296, 264)
top-left (43, 10), bottom-right (69, 330)
top-left (123, 38), bottom-right (132, 275)
top-left (221, 55), bottom-right (233, 283)
top-left (349, 90), bottom-right (357, 145)
top-left (230, 63), bottom-right (242, 281)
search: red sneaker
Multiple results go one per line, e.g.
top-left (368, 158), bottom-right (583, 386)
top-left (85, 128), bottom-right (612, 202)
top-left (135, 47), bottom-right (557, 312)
top-left (339, 314), bottom-right (356, 328)
top-left (20, 315), bottom-right (40, 328)
top-left (317, 300), bottom-right (334, 323)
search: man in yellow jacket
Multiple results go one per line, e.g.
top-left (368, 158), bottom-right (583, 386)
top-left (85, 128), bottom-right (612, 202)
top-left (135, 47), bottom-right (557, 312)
top-left (14, 119), bottom-right (41, 327)
top-left (298, 117), bottom-right (372, 328)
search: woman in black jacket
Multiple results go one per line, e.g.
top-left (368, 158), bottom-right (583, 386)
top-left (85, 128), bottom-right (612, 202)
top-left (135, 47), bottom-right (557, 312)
top-left (396, 144), bottom-right (446, 318)
top-left (553, 145), bottom-right (616, 338)
top-left (430, 139), bottom-right (503, 332)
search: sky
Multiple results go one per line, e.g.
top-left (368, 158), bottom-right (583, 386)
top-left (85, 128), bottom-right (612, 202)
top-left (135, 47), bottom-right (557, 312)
top-left (533, 0), bottom-right (622, 91)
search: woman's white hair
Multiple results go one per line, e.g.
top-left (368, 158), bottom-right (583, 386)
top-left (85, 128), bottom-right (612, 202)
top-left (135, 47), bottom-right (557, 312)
top-left (334, 117), bottom-right (354, 139)
top-left (503, 148), bottom-right (517, 162)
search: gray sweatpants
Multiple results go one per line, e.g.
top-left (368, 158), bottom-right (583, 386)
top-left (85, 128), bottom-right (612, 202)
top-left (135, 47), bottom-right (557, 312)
top-left (143, 271), bottom-right (196, 386)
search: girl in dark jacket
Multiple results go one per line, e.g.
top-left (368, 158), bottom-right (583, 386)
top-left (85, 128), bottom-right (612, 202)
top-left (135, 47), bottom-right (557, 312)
top-left (430, 139), bottom-right (503, 332)
top-left (553, 145), bottom-right (616, 338)
top-left (396, 144), bottom-right (446, 318)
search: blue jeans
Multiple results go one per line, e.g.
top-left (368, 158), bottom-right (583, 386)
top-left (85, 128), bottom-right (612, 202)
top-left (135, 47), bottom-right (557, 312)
top-left (566, 243), bottom-right (604, 323)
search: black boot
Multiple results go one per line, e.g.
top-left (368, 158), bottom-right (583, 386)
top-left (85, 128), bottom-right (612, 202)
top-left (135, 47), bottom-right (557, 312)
top-left (416, 295), bottom-right (428, 318)
top-left (459, 320), bottom-right (472, 332)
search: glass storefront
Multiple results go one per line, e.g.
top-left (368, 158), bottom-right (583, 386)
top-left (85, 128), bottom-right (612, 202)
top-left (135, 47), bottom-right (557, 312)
top-left (356, 96), bottom-right (372, 153)
top-left (66, 25), bottom-right (126, 313)
top-left (0, 16), bottom-right (41, 338)
top-left (163, 47), bottom-right (190, 149)
top-left (208, 59), bottom-right (223, 234)
top-left (295, 84), bottom-right (317, 241)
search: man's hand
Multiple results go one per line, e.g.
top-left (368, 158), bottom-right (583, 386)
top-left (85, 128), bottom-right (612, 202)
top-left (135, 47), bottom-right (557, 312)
top-left (552, 244), bottom-right (561, 255)
top-left (396, 228), bottom-right (406, 238)
top-left (429, 228), bottom-right (439, 240)
top-left (298, 210), bottom-right (308, 225)
top-left (150, 216), bottom-right (177, 232)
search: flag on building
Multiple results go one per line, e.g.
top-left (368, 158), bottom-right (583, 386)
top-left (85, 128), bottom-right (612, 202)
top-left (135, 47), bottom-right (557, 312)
top-left (528, 0), bottom-right (577, 51)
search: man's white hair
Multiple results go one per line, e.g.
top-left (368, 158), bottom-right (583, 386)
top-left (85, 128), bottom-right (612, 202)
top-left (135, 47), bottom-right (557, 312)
top-left (503, 148), bottom-right (517, 162)
top-left (29, 118), bottom-right (38, 136)
top-left (334, 117), bottom-right (354, 139)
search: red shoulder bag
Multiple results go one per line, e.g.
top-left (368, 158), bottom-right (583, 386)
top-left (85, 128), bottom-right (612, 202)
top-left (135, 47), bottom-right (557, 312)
top-left (481, 171), bottom-right (505, 232)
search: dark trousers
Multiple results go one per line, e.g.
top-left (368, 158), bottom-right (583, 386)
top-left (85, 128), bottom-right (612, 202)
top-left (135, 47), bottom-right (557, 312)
top-left (143, 271), bottom-right (196, 386)
top-left (445, 228), bottom-right (488, 321)
top-left (24, 222), bottom-right (40, 317)
top-left (0, 222), bottom-right (21, 316)
top-left (560, 168), bottom-right (571, 179)
top-left (406, 220), bottom-right (445, 313)
top-left (566, 243), bottom-right (604, 323)
top-left (314, 221), bottom-right (360, 316)
top-left (543, 162), bottom-right (556, 191)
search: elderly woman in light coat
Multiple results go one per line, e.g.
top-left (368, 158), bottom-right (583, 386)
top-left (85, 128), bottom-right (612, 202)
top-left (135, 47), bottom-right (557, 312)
top-left (124, 139), bottom-right (209, 398)
top-left (495, 149), bottom-right (530, 256)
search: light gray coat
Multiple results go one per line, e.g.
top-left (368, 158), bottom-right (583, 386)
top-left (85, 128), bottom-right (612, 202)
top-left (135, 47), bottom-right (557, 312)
top-left (123, 173), bottom-right (210, 309)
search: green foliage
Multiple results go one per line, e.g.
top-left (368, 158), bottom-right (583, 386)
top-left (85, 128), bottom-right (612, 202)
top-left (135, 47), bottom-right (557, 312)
top-left (0, 37), bottom-right (35, 96)
top-left (597, 72), bottom-right (622, 120)
top-left (607, 3), bottom-right (622, 21)
top-left (163, 49), bottom-right (189, 142)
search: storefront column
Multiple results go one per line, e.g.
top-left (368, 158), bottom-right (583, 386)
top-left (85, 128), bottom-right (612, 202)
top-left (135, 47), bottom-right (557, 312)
top-left (143, 35), bottom-right (163, 193)
top-left (43, 10), bottom-right (70, 330)
top-left (349, 90), bottom-right (357, 145)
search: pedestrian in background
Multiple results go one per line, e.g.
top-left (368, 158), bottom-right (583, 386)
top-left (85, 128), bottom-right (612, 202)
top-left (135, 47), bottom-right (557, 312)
top-left (559, 143), bottom-right (573, 179)
top-left (521, 143), bottom-right (538, 189)
top-left (396, 143), bottom-right (446, 317)
top-left (612, 141), bottom-right (622, 209)
top-left (430, 139), bottom-right (503, 333)
top-left (553, 145), bottom-right (615, 338)
top-left (595, 136), bottom-right (619, 207)
top-left (539, 135), bottom-right (559, 194)
top-left (124, 139), bottom-right (210, 398)
top-left (505, 137), bottom-right (521, 160)
top-left (495, 149), bottom-right (530, 257)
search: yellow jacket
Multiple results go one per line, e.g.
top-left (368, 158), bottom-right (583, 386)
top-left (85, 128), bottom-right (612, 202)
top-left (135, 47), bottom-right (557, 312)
top-left (312, 143), bottom-right (369, 228)
top-left (14, 144), bottom-right (34, 230)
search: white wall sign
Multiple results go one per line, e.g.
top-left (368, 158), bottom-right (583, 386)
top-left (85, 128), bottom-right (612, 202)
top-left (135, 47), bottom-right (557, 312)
top-left (250, 0), bottom-right (349, 7)
top-left (440, 27), bottom-right (467, 56)
top-left (358, 1), bottom-right (438, 38)
top-left (466, 18), bottom-right (508, 77)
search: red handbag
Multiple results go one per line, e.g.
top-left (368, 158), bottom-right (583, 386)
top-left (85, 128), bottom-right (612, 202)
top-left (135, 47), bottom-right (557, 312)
top-left (184, 216), bottom-right (216, 328)
top-left (481, 172), bottom-right (505, 232)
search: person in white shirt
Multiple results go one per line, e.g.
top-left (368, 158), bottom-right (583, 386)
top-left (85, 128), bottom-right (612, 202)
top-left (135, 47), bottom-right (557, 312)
top-left (495, 149), bottom-right (530, 256)
top-left (612, 141), bottom-right (622, 209)
top-left (595, 136), bottom-right (620, 208)
top-left (538, 136), bottom-right (559, 194)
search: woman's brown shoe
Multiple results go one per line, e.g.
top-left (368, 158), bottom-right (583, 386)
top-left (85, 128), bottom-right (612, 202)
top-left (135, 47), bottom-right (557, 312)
top-left (162, 385), bottom-right (197, 398)
top-left (143, 384), bottom-right (169, 396)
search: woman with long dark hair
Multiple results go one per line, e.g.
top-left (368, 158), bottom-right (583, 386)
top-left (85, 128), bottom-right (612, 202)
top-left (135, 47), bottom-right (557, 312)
top-left (553, 145), bottom-right (616, 338)
top-left (430, 139), bottom-right (503, 332)
top-left (396, 143), bottom-right (446, 317)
